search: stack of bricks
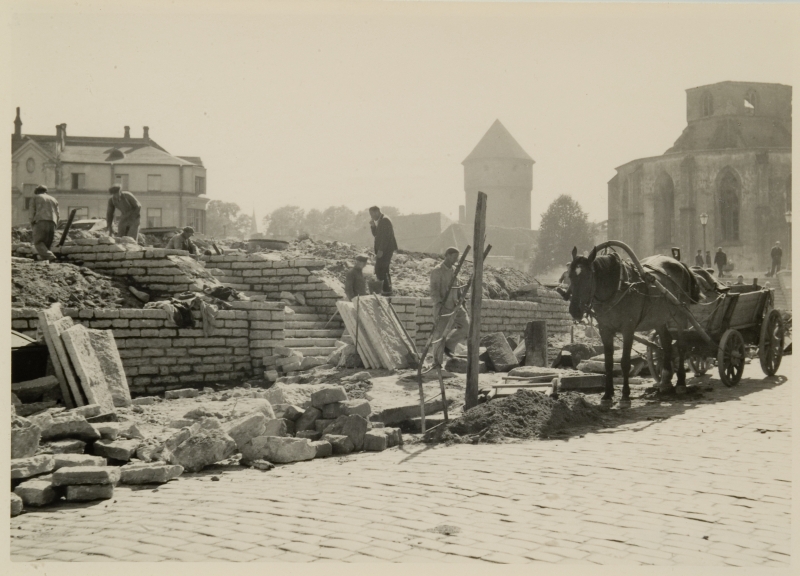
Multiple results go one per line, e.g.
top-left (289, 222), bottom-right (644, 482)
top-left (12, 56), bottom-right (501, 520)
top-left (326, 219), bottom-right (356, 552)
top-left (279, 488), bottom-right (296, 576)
top-left (200, 253), bottom-right (345, 316)
top-left (12, 238), bottom-right (220, 296)
top-left (11, 301), bottom-right (283, 396)
top-left (386, 297), bottom-right (418, 345)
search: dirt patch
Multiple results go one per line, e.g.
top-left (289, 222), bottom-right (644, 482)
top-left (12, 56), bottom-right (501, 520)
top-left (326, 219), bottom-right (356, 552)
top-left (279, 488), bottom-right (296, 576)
top-left (425, 390), bottom-right (604, 444)
top-left (11, 260), bottom-right (142, 310)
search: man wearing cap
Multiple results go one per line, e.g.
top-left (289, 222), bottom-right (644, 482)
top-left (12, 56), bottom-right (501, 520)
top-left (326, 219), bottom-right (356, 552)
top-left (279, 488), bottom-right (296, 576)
top-left (769, 241), bottom-right (783, 277)
top-left (344, 254), bottom-right (369, 301)
top-left (29, 185), bottom-right (59, 261)
top-left (430, 247), bottom-right (470, 364)
top-left (369, 206), bottom-right (398, 297)
top-left (695, 249), bottom-right (705, 267)
top-left (714, 247), bottom-right (727, 278)
top-left (166, 226), bottom-right (198, 255)
top-left (106, 184), bottom-right (142, 240)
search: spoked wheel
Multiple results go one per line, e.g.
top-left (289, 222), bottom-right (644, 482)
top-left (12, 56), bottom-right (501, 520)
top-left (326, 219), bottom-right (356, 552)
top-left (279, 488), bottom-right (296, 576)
top-left (759, 309), bottom-right (784, 376)
top-left (689, 354), bottom-right (709, 376)
top-left (646, 331), bottom-right (664, 383)
top-left (717, 329), bottom-right (745, 387)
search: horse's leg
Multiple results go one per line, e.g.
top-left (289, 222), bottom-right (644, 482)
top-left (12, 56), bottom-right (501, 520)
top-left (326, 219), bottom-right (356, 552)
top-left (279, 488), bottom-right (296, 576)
top-left (658, 325), bottom-right (675, 394)
top-left (674, 328), bottom-right (688, 395)
top-left (619, 327), bottom-right (633, 408)
top-left (600, 327), bottom-right (615, 405)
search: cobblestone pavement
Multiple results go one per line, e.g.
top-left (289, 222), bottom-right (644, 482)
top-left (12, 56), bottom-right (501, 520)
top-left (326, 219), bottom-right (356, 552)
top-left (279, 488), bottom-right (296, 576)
top-left (11, 358), bottom-right (792, 565)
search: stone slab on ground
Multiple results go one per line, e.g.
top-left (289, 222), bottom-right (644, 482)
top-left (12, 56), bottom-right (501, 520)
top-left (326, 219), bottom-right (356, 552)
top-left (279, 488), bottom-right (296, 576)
top-left (322, 399), bottom-right (371, 419)
top-left (52, 466), bottom-right (121, 486)
top-left (12, 415), bottom-right (41, 459)
top-left (14, 479), bottom-right (58, 507)
top-left (168, 429), bottom-right (236, 473)
top-left (223, 412), bottom-right (268, 449)
top-left (372, 397), bottom-right (453, 426)
top-left (262, 419), bottom-right (291, 437)
top-left (93, 439), bottom-right (142, 461)
top-left (65, 484), bottom-right (114, 502)
top-left (263, 383), bottom-right (331, 409)
top-left (228, 398), bottom-right (276, 420)
top-left (120, 463), bottom-right (183, 485)
top-left (445, 357), bottom-right (487, 374)
top-left (310, 440), bottom-right (332, 458)
top-left (86, 412), bottom-right (120, 423)
top-left (16, 401), bottom-right (59, 417)
top-left (71, 404), bottom-right (102, 419)
top-left (296, 430), bottom-right (321, 441)
top-left (559, 374), bottom-right (607, 392)
top-left (282, 405), bottom-right (305, 422)
top-left (92, 423), bottom-right (120, 440)
top-left (86, 328), bottom-right (132, 407)
top-left (322, 414), bottom-right (369, 451)
top-left (10, 493), bottom-right (23, 517)
top-left (310, 386), bottom-right (348, 408)
top-left (37, 305), bottom-right (81, 409)
top-left (165, 388), bottom-right (199, 400)
top-left (480, 332), bottom-right (519, 372)
top-left (363, 429), bottom-right (388, 451)
top-left (61, 324), bottom-right (116, 413)
top-left (43, 439), bottom-right (86, 454)
top-left (12, 375), bottom-right (59, 402)
top-left (53, 454), bottom-right (106, 470)
top-left (322, 434), bottom-right (355, 455)
top-left (240, 436), bottom-right (316, 464)
top-left (295, 407), bottom-right (322, 432)
top-left (11, 455), bottom-right (55, 480)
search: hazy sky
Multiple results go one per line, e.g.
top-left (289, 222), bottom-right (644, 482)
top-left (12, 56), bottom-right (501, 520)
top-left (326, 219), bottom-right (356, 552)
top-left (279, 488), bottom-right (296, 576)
top-left (6, 1), bottom-right (798, 228)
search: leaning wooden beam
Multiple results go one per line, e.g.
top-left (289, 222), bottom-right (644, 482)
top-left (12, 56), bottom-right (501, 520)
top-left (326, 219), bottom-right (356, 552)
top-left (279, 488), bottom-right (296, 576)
top-left (466, 192), bottom-right (487, 410)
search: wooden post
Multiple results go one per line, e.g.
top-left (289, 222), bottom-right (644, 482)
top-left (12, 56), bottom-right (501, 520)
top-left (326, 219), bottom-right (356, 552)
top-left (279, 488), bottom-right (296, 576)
top-left (524, 321), bottom-right (548, 367)
top-left (465, 192), bottom-right (487, 410)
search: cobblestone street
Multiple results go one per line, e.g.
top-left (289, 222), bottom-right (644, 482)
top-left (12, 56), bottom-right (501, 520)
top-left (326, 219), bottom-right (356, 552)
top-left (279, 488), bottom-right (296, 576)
top-left (11, 358), bottom-right (792, 565)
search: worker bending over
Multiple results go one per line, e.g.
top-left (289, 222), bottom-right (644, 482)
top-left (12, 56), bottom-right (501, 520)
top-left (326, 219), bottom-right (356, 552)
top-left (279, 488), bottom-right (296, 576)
top-left (344, 254), bottom-right (369, 301)
top-left (429, 247), bottom-right (470, 365)
top-left (106, 185), bottom-right (142, 240)
top-left (166, 226), bottom-right (198, 255)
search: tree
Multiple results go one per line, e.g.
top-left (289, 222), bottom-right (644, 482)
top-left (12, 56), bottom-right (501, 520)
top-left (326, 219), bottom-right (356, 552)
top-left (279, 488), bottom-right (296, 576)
top-left (300, 209), bottom-right (325, 238)
top-left (265, 206), bottom-right (305, 240)
top-left (205, 200), bottom-right (244, 238)
top-left (321, 206), bottom-right (357, 239)
top-left (234, 213), bottom-right (255, 239)
top-left (532, 195), bottom-right (594, 275)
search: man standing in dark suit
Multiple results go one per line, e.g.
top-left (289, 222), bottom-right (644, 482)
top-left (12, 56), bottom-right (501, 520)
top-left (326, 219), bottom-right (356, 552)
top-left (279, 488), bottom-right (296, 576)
top-left (714, 247), bottom-right (727, 277)
top-left (369, 206), bottom-right (398, 297)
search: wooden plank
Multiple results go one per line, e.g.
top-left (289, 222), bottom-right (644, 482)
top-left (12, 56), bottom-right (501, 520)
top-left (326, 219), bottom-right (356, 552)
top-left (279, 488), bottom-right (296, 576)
top-left (38, 309), bottom-right (85, 407)
top-left (466, 192), bottom-right (487, 410)
top-left (36, 305), bottom-right (75, 408)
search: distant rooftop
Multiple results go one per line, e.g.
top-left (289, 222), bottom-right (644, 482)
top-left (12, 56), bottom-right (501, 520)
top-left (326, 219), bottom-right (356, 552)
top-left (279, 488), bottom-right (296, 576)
top-left (462, 119), bottom-right (535, 164)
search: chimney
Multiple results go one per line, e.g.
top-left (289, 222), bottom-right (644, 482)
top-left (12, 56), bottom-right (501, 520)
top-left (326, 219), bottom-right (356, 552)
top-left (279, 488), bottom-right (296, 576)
top-left (124, 126), bottom-right (130, 139)
top-left (13, 107), bottom-right (22, 140)
top-left (60, 123), bottom-right (67, 148)
top-left (143, 126), bottom-right (149, 140)
top-left (458, 205), bottom-right (466, 224)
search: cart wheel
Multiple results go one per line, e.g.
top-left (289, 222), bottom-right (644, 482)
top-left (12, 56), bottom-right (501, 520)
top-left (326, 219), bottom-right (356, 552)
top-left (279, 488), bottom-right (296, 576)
top-left (689, 354), bottom-right (708, 376)
top-left (759, 309), bottom-right (784, 376)
top-left (646, 331), bottom-right (664, 382)
top-left (718, 329), bottom-right (745, 387)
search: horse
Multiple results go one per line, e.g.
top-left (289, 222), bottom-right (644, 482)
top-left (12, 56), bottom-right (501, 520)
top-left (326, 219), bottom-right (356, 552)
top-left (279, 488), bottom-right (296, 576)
top-left (564, 245), bottom-right (701, 407)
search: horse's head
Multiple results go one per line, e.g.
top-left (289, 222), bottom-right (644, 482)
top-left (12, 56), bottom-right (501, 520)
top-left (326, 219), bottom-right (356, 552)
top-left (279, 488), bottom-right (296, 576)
top-left (568, 245), bottom-right (597, 320)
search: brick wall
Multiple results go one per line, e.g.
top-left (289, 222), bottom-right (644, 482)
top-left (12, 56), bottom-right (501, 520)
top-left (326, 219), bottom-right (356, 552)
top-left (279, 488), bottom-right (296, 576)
top-left (12, 301), bottom-right (283, 396)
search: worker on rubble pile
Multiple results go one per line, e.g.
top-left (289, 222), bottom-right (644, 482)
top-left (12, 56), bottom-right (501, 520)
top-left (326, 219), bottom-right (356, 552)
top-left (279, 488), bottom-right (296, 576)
top-left (369, 206), bottom-right (397, 297)
top-left (30, 185), bottom-right (59, 261)
top-left (344, 254), bottom-right (369, 301)
top-left (166, 226), bottom-right (198, 255)
top-left (430, 247), bottom-right (471, 366)
top-left (106, 184), bottom-right (142, 240)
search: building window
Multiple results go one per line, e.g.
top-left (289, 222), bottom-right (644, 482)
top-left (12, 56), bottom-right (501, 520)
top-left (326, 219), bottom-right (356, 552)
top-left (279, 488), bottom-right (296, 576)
top-left (71, 173), bottom-right (85, 189)
top-left (147, 175), bottom-right (162, 191)
top-left (146, 208), bottom-right (162, 228)
top-left (186, 208), bottom-right (206, 234)
top-left (115, 174), bottom-right (129, 190)
top-left (69, 207), bottom-right (89, 219)
top-left (654, 173), bottom-right (675, 247)
top-left (701, 92), bottom-right (714, 117)
top-left (744, 89), bottom-right (758, 114)
top-left (26, 158), bottom-right (35, 173)
top-left (194, 176), bottom-right (206, 194)
top-left (718, 170), bottom-right (740, 242)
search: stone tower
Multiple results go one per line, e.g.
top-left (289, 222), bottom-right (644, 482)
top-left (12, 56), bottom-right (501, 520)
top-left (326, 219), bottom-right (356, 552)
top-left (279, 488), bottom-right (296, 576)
top-left (462, 119), bottom-right (535, 229)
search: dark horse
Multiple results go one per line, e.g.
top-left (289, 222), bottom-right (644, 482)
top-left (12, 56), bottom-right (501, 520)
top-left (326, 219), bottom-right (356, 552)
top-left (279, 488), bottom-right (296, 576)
top-left (565, 246), bottom-right (701, 406)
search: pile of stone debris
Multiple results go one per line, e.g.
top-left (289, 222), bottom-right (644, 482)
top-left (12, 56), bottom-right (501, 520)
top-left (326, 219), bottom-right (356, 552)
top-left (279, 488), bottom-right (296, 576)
top-left (11, 382), bottom-right (401, 517)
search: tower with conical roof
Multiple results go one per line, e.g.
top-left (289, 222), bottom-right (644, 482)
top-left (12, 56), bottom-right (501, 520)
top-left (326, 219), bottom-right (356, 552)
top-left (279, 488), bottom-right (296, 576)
top-left (462, 119), bottom-right (535, 229)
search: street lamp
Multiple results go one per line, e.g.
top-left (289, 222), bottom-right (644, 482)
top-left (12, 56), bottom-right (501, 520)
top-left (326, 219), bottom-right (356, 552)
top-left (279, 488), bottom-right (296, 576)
top-left (785, 211), bottom-right (792, 269)
top-left (700, 213), bottom-right (708, 266)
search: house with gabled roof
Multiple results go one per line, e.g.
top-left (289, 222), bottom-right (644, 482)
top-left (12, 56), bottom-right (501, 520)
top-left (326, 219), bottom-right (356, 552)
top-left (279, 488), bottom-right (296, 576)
top-left (11, 108), bottom-right (209, 231)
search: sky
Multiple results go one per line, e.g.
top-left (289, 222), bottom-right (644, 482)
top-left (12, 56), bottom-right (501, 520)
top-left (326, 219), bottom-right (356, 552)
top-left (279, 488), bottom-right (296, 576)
top-left (5, 1), bottom-right (799, 228)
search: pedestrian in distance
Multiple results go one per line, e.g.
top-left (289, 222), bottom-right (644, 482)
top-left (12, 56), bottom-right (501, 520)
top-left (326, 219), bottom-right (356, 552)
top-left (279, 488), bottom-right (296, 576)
top-left (30, 185), bottom-right (59, 261)
top-left (705, 250), bottom-right (712, 268)
top-left (714, 247), bottom-right (727, 277)
top-left (106, 184), bottom-right (142, 240)
top-left (695, 249), bottom-right (705, 267)
top-left (734, 275), bottom-right (745, 285)
top-left (344, 254), bottom-right (369, 301)
top-left (166, 226), bottom-right (198, 255)
top-left (769, 241), bottom-right (783, 277)
top-left (369, 206), bottom-right (397, 297)
top-left (429, 247), bottom-right (471, 366)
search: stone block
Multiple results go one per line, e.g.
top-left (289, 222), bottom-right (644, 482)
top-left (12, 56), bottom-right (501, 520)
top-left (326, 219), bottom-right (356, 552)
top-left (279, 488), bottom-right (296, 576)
top-left (44, 439), bottom-right (86, 454)
top-left (385, 427), bottom-right (403, 448)
top-left (223, 412), bottom-right (268, 449)
top-left (295, 430), bottom-right (321, 441)
top-left (61, 324), bottom-right (116, 413)
top-left (165, 388), bottom-right (199, 399)
top-left (445, 357), bottom-right (487, 374)
top-left (86, 412), bottom-right (119, 423)
top-left (92, 423), bottom-right (120, 440)
top-left (322, 434), bottom-right (354, 455)
top-left (71, 403), bottom-right (102, 419)
top-left (118, 421), bottom-right (144, 439)
top-left (168, 429), bottom-right (237, 473)
top-left (282, 405), bottom-right (305, 422)
top-left (322, 415), bottom-right (369, 451)
top-left (52, 465), bottom-right (121, 486)
top-left (169, 418), bottom-right (195, 429)
top-left (132, 396), bottom-right (159, 406)
top-left (86, 329), bottom-right (132, 407)
top-left (11, 493), bottom-right (24, 517)
top-left (120, 463), bottom-right (183, 485)
top-left (314, 418), bottom-right (335, 434)
top-left (240, 436), bottom-right (316, 464)
top-left (228, 398), bottom-right (276, 420)
top-left (263, 418), bottom-right (290, 437)
top-left (53, 454), bottom-right (106, 469)
top-left (12, 375), bottom-right (59, 402)
top-left (310, 440), bottom-right (332, 458)
top-left (263, 383), bottom-right (332, 409)
top-left (11, 455), bottom-right (56, 480)
top-left (12, 415), bottom-right (41, 459)
top-left (65, 484), bottom-right (114, 502)
top-left (322, 399), bottom-right (372, 419)
top-left (14, 479), bottom-right (58, 507)
top-left (93, 439), bottom-right (141, 461)
top-left (363, 430), bottom-right (388, 452)
top-left (310, 386), bottom-right (348, 408)
top-left (295, 407), bottom-right (322, 432)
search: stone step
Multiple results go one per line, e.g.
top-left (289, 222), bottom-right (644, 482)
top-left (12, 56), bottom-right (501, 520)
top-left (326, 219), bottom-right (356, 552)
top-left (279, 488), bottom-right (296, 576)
top-left (283, 329), bottom-right (344, 339)
top-left (286, 320), bottom-right (342, 330)
top-left (284, 337), bottom-right (340, 348)
top-left (285, 313), bottom-right (329, 322)
top-left (285, 346), bottom-right (339, 357)
top-left (287, 305), bottom-right (318, 314)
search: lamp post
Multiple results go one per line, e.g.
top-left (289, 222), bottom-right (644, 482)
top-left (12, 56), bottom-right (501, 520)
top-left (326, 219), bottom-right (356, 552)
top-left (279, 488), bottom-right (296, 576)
top-left (700, 213), bottom-right (708, 266)
top-left (785, 211), bottom-right (792, 270)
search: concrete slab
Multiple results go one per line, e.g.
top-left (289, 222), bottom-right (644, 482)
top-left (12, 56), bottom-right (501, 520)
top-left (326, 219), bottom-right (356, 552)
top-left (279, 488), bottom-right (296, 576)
top-left (37, 306), bottom-right (82, 408)
top-left (86, 329), bottom-right (132, 407)
top-left (60, 324), bottom-right (116, 414)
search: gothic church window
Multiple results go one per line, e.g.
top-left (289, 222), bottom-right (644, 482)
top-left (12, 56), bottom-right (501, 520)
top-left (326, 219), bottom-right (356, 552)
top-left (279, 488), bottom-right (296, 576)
top-left (718, 170), bottom-right (740, 242)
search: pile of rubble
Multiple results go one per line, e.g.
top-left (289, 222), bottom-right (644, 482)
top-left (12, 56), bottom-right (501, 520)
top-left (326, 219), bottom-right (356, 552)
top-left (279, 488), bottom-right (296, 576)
top-left (11, 383), bottom-right (402, 517)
